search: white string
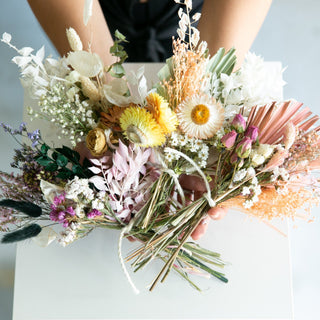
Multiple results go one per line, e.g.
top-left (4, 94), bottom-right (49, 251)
top-left (118, 220), bottom-right (140, 294)
top-left (164, 147), bottom-right (215, 207)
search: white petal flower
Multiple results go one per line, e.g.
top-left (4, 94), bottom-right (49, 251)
top-left (176, 95), bottom-right (224, 139)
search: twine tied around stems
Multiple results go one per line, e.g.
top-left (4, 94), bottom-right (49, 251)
top-left (118, 218), bottom-right (140, 295)
top-left (163, 147), bottom-right (216, 208)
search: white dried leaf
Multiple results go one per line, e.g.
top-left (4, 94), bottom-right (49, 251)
top-left (32, 227), bottom-right (57, 247)
top-left (40, 180), bottom-right (64, 204)
top-left (197, 41), bottom-right (207, 55)
top-left (179, 20), bottom-right (187, 33)
top-left (178, 8), bottom-right (183, 18)
top-left (181, 13), bottom-right (189, 25)
top-left (18, 47), bottom-right (34, 56)
top-left (136, 66), bottom-right (145, 79)
top-left (191, 27), bottom-right (200, 47)
top-left (89, 176), bottom-right (106, 191)
top-left (177, 28), bottom-right (185, 40)
top-left (67, 51), bottom-right (103, 77)
top-left (1, 32), bottom-right (12, 43)
top-left (185, 0), bottom-right (192, 10)
top-left (35, 46), bottom-right (45, 62)
top-left (83, 0), bottom-right (93, 26)
top-left (12, 56), bottom-right (32, 68)
top-left (89, 166), bottom-right (102, 174)
top-left (174, 0), bottom-right (181, 3)
top-left (192, 12), bottom-right (201, 21)
top-left (138, 75), bottom-right (148, 100)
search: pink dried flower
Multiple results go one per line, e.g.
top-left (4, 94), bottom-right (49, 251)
top-left (236, 137), bottom-right (253, 158)
top-left (245, 126), bottom-right (259, 142)
top-left (231, 114), bottom-right (246, 133)
top-left (221, 130), bottom-right (237, 149)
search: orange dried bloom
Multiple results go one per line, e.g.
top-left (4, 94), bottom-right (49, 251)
top-left (99, 105), bottom-right (127, 131)
top-left (221, 186), bottom-right (317, 221)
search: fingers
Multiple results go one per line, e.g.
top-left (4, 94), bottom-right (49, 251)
top-left (191, 216), bottom-right (210, 240)
top-left (208, 207), bottom-right (228, 220)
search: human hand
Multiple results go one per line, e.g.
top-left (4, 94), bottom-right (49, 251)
top-left (179, 174), bottom-right (228, 240)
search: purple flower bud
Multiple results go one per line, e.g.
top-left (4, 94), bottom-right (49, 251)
top-left (245, 126), bottom-right (259, 141)
top-left (236, 137), bottom-right (253, 158)
top-left (231, 114), bottom-right (246, 133)
top-left (221, 130), bottom-right (237, 149)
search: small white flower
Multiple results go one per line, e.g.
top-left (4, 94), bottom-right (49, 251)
top-left (243, 200), bottom-right (254, 209)
top-left (233, 169), bottom-right (247, 182)
top-left (241, 187), bottom-right (251, 196)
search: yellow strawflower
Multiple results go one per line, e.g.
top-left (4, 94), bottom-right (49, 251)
top-left (146, 92), bottom-right (178, 134)
top-left (120, 106), bottom-right (166, 147)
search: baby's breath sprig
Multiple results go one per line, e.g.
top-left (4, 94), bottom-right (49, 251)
top-left (29, 82), bottom-right (96, 146)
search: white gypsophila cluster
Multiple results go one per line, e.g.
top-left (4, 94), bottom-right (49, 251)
top-left (166, 132), bottom-right (209, 168)
top-left (57, 222), bottom-right (80, 247)
top-left (65, 177), bottom-right (94, 203)
top-left (29, 81), bottom-right (96, 146)
top-left (91, 191), bottom-right (107, 211)
top-left (242, 175), bottom-right (262, 209)
top-left (271, 167), bottom-right (290, 182)
top-left (209, 52), bottom-right (285, 119)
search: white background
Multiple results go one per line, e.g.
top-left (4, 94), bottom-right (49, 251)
top-left (1, 0), bottom-right (320, 319)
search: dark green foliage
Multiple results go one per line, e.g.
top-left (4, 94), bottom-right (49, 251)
top-left (0, 199), bottom-right (42, 217)
top-left (36, 144), bottom-right (93, 180)
top-left (1, 224), bottom-right (42, 243)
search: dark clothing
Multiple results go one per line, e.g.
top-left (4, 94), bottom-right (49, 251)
top-left (98, 0), bottom-right (204, 62)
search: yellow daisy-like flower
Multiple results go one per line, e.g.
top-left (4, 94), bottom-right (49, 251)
top-left (176, 95), bottom-right (224, 139)
top-left (120, 106), bottom-right (166, 147)
top-left (146, 92), bottom-right (178, 134)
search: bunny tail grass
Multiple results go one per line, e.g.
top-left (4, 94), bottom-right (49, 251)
top-left (1, 224), bottom-right (42, 243)
top-left (0, 199), bottom-right (42, 217)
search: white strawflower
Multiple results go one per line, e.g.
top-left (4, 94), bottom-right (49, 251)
top-left (176, 95), bottom-right (224, 139)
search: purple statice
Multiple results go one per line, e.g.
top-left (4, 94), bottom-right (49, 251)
top-left (87, 209), bottom-right (102, 219)
top-left (50, 193), bottom-right (76, 228)
top-left (0, 207), bottom-right (17, 232)
top-left (0, 171), bottom-right (44, 205)
top-left (27, 129), bottom-right (41, 147)
top-left (11, 144), bottom-right (58, 192)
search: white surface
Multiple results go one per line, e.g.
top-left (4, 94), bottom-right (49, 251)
top-left (13, 213), bottom-right (293, 320)
top-left (13, 64), bottom-right (293, 319)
